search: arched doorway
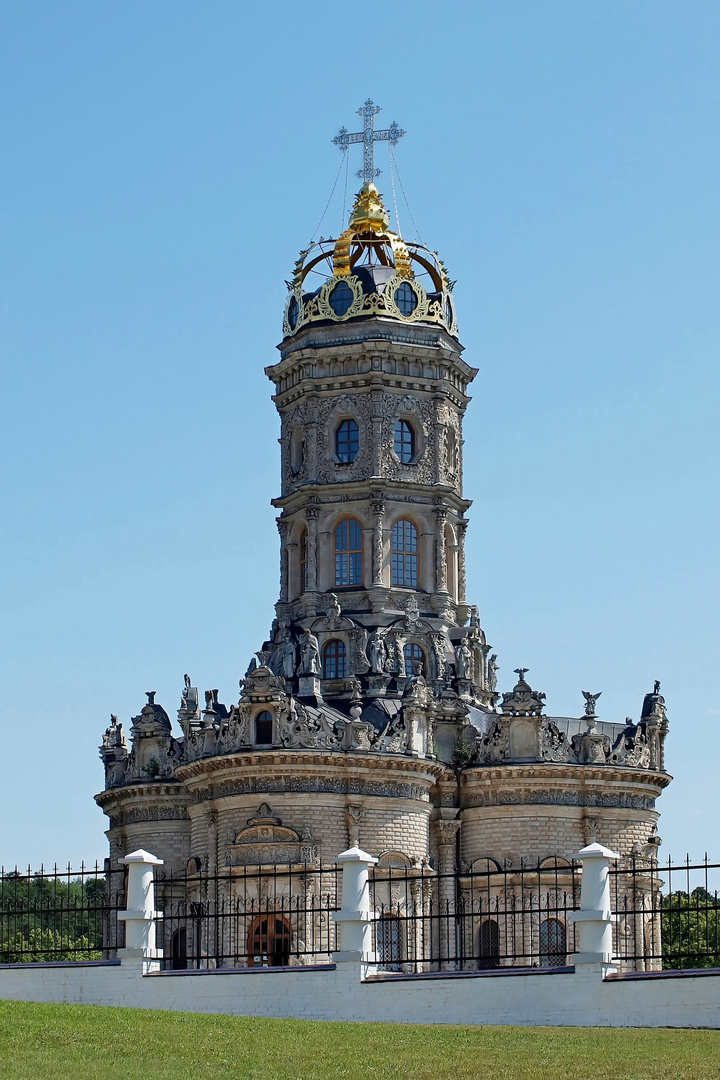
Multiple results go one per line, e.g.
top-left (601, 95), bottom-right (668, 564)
top-left (247, 915), bottom-right (292, 968)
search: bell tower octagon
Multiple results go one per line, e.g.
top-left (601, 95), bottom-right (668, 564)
top-left (266, 178), bottom-right (492, 708)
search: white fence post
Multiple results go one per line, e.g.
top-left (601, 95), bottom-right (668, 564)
top-left (117, 849), bottom-right (164, 970)
top-left (332, 846), bottom-right (378, 965)
top-left (570, 841), bottom-right (619, 969)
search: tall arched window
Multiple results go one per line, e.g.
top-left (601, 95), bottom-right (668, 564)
top-left (335, 419), bottom-right (359, 463)
top-left (298, 527), bottom-right (309, 594)
top-left (323, 640), bottom-right (346, 680)
top-left (539, 918), bottom-right (566, 967)
top-left (376, 916), bottom-right (402, 972)
top-left (290, 426), bottom-right (304, 474)
top-left (391, 520), bottom-right (418, 587)
top-left (334, 518), bottom-right (363, 586)
top-left (394, 420), bottom-right (415, 463)
top-left (478, 919), bottom-right (500, 970)
top-left (403, 642), bottom-right (425, 677)
top-left (254, 710), bottom-right (273, 745)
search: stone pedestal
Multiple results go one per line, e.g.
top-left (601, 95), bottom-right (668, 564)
top-left (298, 675), bottom-right (322, 699)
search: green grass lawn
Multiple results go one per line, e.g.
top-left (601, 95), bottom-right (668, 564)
top-left (0, 1001), bottom-right (718, 1080)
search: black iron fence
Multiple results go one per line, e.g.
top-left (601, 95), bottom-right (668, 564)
top-left (0, 862), bottom-right (126, 963)
top-left (610, 856), bottom-right (720, 972)
top-left (2, 853), bottom-right (719, 975)
top-left (155, 862), bottom-right (341, 970)
top-left (370, 858), bottom-right (581, 973)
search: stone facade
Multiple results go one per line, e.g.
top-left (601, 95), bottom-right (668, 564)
top-left (96, 180), bottom-right (671, 886)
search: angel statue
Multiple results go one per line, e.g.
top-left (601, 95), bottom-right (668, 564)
top-left (582, 691), bottom-right (602, 717)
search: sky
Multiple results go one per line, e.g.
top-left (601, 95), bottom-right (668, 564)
top-left (1, 1), bottom-right (718, 868)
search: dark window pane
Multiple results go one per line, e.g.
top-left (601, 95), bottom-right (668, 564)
top-left (403, 642), bottom-right (424, 677)
top-left (394, 420), bottom-right (414, 463)
top-left (329, 281), bottom-right (354, 316)
top-left (323, 640), bottom-right (346, 680)
top-left (288, 295), bottom-right (299, 329)
top-left (394, 282), bottom-right (417, 316)
top-left (255, 710), bottom-right (273, 745)
top-left (336, 419), bottom-right (359, 463)
top-left (478, 920), bottom-right (500, 970)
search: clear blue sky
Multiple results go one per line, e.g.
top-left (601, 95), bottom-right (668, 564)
top-left (1, 1), bottom-right (718, 867)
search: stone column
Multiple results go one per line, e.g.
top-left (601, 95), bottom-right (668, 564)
top-left (435, 818), bottom-right (461, 970)
top-left (332, 846), bottom-right (378, 965)
top-left (457, 521), bottom-right (468, 604)
top-left (434, 507), bottom-right (448, 594)
top-left (117, 849), bottom-right (164, 968)
top-left (371, 500), bottom-right (385, 585)
top-left (277, 519), bottom-right (289, 602)
top-left (570, 841), bottom-right (620, 970)
top-left (304, 507), bottom-right (319, 591)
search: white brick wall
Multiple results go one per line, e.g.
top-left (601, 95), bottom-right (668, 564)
top-left (0, 958), bottom-right (717, 1028)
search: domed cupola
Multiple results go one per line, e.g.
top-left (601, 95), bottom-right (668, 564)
top-left (282, 182), bottom-right (458, 340)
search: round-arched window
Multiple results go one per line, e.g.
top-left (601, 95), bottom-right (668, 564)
top-left (403, 642), bottom-right (424, 677)
top-left (288, 295), bottom-right (299, 330)
top-left (329, 281), bottom-right (354, 317)
top-left (336, 419), bottom-right (359, 463)
top-left (444, 295), bottom-right (453, 328)
top-left (394, 420), bottom-right (415, 463)
top-left (255, 710), bottom-right (273, 745)
top-left (539, 918), bottom-right (566, 967)
top-left (394, 282), bottom-right (417, 316)
top-left (323, 640), bottom-right (346, 680)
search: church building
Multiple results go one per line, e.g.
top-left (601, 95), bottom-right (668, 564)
top-left (96, 105), bottom-right (670, 918)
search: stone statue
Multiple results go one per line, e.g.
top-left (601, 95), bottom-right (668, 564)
top-left (325, 593), bottom-right (341, 621)
top-left (454, 636), bottom-right (473, 681)
top-left (582, 691), bottom-right (602, 717)
top-left (244, 655), bottom-right (257, 678)
top-left (369, 632), bottom-right (387, 674)
top-left (280, 636), bottom-right (296, 679)
top-left (469, 605), bottom-right (480, 629)
top-left (487, 654), bottom-right (499, 692)
top-left (299, 629), bottom-right (321, 676)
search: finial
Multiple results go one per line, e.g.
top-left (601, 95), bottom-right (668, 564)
top-left (333, 100), bottom-right (405, 183)
top-left (514, 668), bottom-right (529, 683)
top-left (145, 691), bottom-right (156, 705)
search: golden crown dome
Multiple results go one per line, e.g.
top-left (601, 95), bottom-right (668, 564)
top-left (282, 185), bottom-right (457, 341)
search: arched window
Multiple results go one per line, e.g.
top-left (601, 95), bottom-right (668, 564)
top-left (248, 916), bottom-right (291, 968)
top-left (394, 420), bottom-right (415, 463)
top-left (391, 520), bottom-right (418, 587)
top-left (376, 916), bottom-right (402, 972)
top-left (299, 527), bottom-right (309, 594)
top-left (323, 640), bottom-right (346, 680)
top-left (290, 426), bottom-right (303, 474)
top-left (478, 919), bottom-right (500, 970)
top-left (403, 642), bottom-right (425, 678)
top-left (334, 518), bottom-right (363, 586)
top-left (335, 419), bottom-right (359, 463)
top-left (254, 710), bottom-right (273, 745)
top-left (539, 918), bottom-right (566, 967)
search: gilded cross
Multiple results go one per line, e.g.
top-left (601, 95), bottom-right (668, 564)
top-left (333, 100), bottom-right (405, 182)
